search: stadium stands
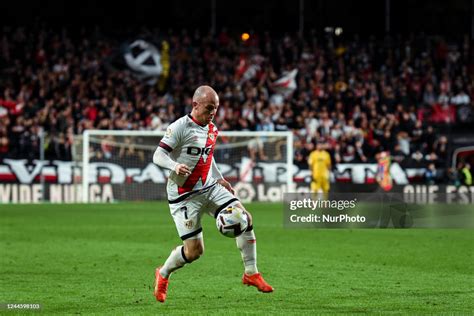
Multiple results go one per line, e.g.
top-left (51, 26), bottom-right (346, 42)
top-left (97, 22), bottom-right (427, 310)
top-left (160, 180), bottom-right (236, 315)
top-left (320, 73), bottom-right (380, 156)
top-left (0, 26), bottom-right (472, 183)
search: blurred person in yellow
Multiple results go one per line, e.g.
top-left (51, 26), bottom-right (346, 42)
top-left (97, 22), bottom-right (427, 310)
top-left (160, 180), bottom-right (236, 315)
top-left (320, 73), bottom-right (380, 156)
top-left (308, 141), bottom-right (332, 197)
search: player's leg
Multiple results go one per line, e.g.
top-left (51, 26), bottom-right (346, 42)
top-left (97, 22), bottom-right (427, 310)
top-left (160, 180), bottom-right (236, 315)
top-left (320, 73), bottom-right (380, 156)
top-left (155, 235), bottom-right (204, 303)
top-left (155, 199), bottom-right (205, 302)
top-left (233, 203), bottom-right (257, 275)
top-left (207, 184), bottom-right (273, 292)
top-left (159, 235), bottom-right (204, 278)
top-left (312, 178), bottom-right (327, 199)
top-left (322, 178), bottom-right (330, 199)
top-left (311, 179), bottom-right (320, 193)
top-left (235, 203), bottom-right (273, 292)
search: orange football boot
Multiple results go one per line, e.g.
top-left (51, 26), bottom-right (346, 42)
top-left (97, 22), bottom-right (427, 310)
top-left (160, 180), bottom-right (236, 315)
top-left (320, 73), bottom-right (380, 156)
top-left (154, 267), bottom-right (169, 302)
top-left (242, 273), bottom-right (274, 292)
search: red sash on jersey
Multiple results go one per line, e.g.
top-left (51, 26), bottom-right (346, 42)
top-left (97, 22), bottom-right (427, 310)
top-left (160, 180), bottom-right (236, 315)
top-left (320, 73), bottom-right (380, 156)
top-left (178, 123), bottom-right (218, 194)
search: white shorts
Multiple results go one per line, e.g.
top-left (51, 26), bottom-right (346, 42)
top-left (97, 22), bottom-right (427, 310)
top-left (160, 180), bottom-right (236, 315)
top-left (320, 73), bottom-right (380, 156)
top-left (168, 183), bottom-right (240, 240)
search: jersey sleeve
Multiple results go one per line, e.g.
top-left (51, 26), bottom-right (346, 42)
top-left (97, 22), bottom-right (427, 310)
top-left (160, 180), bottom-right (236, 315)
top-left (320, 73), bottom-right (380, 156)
top-left (159, 120), bottom-right (184, 152)
top-left (153, 146), bottom-right (178, 171)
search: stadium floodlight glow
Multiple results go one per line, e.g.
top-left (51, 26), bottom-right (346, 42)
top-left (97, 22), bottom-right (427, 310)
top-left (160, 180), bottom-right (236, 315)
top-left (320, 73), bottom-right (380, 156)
top-left (324, 27), bottom-right (334, 33)
top-left (324, 27), bottom-right (343, 36)
top-left (241, 33), bottom-right (250, 41)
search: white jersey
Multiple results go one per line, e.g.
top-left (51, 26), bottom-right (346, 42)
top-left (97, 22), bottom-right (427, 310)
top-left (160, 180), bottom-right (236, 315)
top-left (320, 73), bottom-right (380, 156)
top-left (158, 114), bottom-right (219, 202)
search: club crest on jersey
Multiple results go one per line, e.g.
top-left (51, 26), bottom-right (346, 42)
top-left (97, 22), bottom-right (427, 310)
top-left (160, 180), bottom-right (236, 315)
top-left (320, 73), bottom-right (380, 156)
top-left (208, 132), bottom-right (215, 141)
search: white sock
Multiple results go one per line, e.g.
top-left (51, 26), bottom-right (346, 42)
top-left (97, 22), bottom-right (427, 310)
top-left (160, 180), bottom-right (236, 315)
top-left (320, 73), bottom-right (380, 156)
top-left (160, 245), bottom-right (188, 278)
top-left (236, 229), bottom-right (258, 275)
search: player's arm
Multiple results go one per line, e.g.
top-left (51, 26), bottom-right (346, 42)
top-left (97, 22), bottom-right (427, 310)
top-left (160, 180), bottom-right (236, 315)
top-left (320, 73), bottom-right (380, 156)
top-left (153, 147), bottom-right (190, 176)
top-left (326, 153), bottom-right (332, 170)
top-left (152, 124), bottom-right (190, 176)
top-left (212, 157), bottom-right (235, 195)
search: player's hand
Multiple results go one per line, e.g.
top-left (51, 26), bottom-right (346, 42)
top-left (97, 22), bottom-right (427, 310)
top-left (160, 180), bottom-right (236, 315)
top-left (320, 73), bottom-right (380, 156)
top-left (217, 179), bottom-right (235, 195)
top-left (175, 164), bottom-right (191, 176)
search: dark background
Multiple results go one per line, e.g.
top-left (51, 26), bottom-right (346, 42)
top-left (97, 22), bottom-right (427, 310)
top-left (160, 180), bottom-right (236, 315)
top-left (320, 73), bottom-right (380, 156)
top-left (0, 0), bottom-right (471, 38)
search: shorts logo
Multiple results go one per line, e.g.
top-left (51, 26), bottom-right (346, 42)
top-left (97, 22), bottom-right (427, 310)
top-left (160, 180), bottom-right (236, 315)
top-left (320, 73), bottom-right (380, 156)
top-left (185, 220), bottom-right (194, 229)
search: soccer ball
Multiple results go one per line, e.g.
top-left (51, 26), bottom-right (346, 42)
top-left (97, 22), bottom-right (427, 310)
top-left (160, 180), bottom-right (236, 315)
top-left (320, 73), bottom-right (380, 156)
top-left (216, 205), bottom-right (248, 238)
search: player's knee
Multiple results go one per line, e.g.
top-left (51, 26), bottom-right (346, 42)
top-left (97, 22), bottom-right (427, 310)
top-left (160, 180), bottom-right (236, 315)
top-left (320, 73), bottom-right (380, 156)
top-left (236, 203), bottom-right (252, 226)
top-left (184, 244), bottom-right (204, 262)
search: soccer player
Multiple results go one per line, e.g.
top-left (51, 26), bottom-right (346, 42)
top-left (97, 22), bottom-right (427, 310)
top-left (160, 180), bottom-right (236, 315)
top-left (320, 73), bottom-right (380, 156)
top-left (308, 141), bottom-right (332, 197)
top-left (152, 85), bottom-right (273, 303)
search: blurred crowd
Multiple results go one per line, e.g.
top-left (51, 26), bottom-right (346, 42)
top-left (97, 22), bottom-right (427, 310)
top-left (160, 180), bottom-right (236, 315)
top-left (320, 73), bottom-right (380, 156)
top-left (0, 25), bottom-right (473, 184)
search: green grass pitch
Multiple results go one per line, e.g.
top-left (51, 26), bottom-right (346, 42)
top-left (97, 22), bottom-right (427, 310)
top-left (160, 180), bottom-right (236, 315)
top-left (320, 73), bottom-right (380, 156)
top-left (1, 202), bottom-right (473, 314)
